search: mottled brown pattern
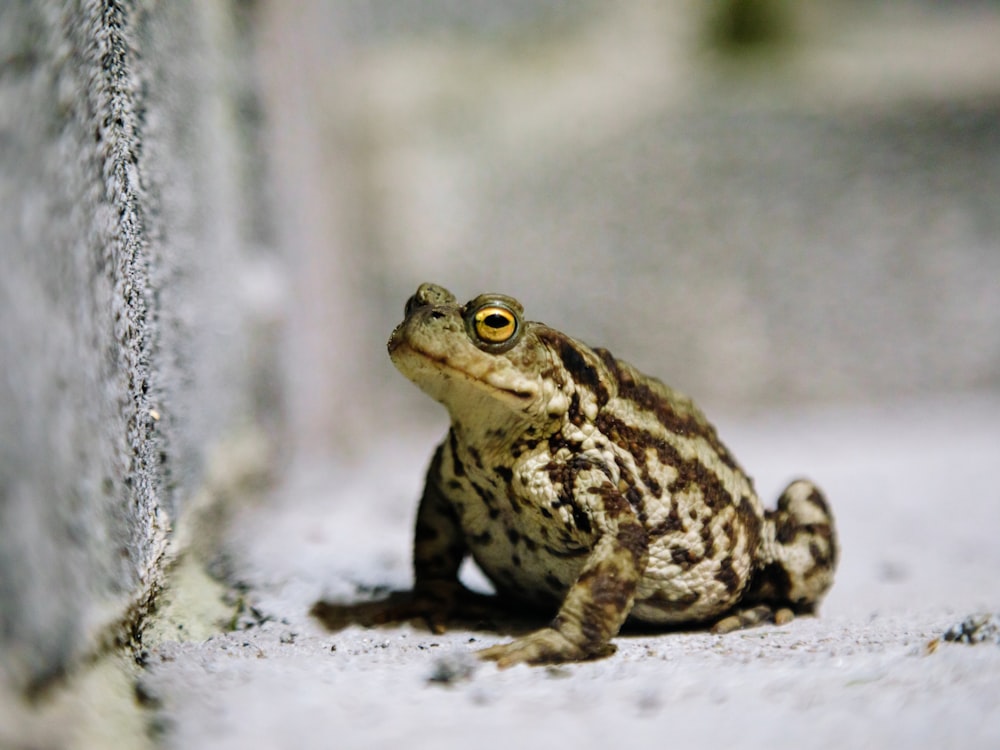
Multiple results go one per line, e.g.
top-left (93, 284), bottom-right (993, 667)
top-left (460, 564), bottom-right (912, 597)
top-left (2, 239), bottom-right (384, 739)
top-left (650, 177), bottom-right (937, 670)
top-left (586, 483), bottom-right (630, 517)
top-left (595, 413), bottom-right (738, 515)
top-left (537, 329), bottom-right (610, 406)
top-left (387, 283), bottom-right (839, 666)
top-left (469, 530), bottom-right (493, 546)
top-left (670, 546), bottom-right (697, 567)
top-left (615, 522), bottom-right (649, 562)
top-left (467, 480), bottom-right (497, 514)
top-left (716, 556), bottom-right (740, 594)
top-left (570, 506), bottom-right (592, 534)
top-left (466, 445), bottom-right (483, 470)
top-left (650, 508), bottom-right (684, 536)
top-left (566, 392), bottom-right (585, 427)
top-left (447, 430), bottom-right (464, 477)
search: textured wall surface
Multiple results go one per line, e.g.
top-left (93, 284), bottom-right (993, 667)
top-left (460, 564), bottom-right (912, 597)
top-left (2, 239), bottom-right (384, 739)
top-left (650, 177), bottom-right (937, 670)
top-left (0, 0), bottom-right (278, 693)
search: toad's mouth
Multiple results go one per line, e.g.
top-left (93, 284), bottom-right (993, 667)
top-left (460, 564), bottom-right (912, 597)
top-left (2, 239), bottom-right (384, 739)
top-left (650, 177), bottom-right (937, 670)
top-left (389, 340), bottom-right (536, 403)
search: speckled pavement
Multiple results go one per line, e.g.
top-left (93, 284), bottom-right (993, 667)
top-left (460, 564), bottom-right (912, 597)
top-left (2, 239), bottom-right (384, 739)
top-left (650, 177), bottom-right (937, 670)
top-left (140, 397), bottom-right (1000, 749)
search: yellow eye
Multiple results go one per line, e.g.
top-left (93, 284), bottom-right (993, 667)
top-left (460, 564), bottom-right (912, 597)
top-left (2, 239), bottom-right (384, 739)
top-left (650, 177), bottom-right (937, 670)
top-left (473, 306), bottom-right (518, 345)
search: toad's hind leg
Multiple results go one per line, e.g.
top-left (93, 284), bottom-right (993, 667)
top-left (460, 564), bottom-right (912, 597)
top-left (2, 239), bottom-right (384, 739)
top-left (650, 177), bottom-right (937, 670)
top-left (714, 480), bottom-right (838, 634)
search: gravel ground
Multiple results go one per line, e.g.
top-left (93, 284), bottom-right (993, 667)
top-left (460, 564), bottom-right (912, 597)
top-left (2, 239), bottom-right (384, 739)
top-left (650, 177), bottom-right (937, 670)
top-left (140, 396), bottom-right (1000, 749)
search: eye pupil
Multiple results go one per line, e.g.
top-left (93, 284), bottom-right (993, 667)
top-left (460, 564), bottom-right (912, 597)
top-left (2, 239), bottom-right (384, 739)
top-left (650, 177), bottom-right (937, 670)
top-left (470, 304), bottom-right (519, 348)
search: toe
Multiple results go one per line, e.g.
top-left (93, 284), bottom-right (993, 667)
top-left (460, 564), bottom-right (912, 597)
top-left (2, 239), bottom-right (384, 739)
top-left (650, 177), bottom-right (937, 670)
top-left (478, 628), bottom-right (597, 667)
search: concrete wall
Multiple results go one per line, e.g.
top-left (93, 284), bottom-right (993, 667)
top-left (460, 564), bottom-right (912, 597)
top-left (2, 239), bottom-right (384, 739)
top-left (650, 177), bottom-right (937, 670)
top-left (0, 0), bottom-right (280, 693)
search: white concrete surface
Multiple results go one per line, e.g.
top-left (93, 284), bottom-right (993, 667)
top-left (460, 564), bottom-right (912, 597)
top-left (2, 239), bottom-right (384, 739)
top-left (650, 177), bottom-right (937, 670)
top-left (141, 396), bottom-right (1000, 749)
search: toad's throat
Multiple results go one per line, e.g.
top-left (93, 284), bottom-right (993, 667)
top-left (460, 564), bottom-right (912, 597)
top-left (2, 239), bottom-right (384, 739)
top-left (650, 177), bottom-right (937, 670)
top-left (395, 342), bottom-right (536, 402)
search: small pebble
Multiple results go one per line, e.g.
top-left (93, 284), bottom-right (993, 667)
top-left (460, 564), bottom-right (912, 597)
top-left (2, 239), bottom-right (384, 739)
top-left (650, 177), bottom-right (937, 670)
top-left (427, 652), bottom-right (478, 685)
top-left (942, 613), bottom-right (1000, 645)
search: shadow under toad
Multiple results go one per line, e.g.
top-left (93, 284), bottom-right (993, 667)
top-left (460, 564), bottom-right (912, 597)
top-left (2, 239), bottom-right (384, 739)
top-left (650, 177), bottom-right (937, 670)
top-left (310, 584), bottom-right (729, 643)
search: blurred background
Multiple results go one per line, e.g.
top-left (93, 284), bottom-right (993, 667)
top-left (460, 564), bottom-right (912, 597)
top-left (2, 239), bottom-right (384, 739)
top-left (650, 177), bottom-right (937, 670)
top-left (254, 0), bottom-right (1000, 468)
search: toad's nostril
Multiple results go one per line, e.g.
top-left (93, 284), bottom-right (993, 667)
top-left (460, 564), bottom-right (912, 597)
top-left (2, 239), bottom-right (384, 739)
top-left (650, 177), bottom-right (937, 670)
top-left (430, 311), bottom-right (445, 320)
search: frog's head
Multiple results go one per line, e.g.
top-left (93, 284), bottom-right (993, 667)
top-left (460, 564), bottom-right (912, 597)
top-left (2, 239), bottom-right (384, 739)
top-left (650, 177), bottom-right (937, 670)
top-left (388, 283), bottom-right (568, 425)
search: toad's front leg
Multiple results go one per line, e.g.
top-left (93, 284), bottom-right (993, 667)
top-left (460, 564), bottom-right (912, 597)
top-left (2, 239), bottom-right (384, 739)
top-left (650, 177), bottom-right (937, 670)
top-left (479, 506), bottom-right (648, 667)
top-left (370, 445), bottom-right (496, 632)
